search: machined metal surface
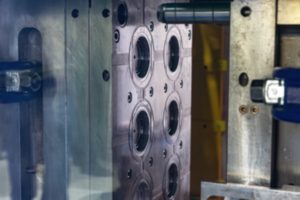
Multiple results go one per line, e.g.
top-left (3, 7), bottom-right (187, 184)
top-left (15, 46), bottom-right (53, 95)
top-left (201, 182), bottom-right (300, 200)
top-left (0, 0), bottom-right (192, 199)
top-left (227, 0), bottom-right (276, 186)
top-left (278, 0), bottom-right (300, 25)
top-left (112, 0), bottom-right (192, 199)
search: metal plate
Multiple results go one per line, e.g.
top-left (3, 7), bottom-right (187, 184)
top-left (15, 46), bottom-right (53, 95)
top-left (227, 0), bottom-right (276, 186)
top-left (278, 0), bottom-right (300, 25)
top-left (201, 182), bottom-right (300, 200)
top-left (111, 0), bottom-right (191, 199)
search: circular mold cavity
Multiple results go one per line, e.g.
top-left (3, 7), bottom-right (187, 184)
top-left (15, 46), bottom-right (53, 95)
top-left (168, 100), bottom-right (179, 136)
top-left (134, 110), bottom-right (150, 152)
top-left (167, 164), bottom-right (179, 198)
top-left (163, 93), bottom-right (182, 143)
top-left (168, 36), bottom-right (180, 72)
top-left (128, 172), bottom-right (153, 200)
top-left (130, 27), bottom-right (153, 88)
top-left (133, 181), bottom-right (152, 200)
top-left (135, 36), bottom-right (150, 78)
top-left (163, 157), bottom-right (180, 200)
top-left (164, 27), bottom-right (182, 81)
top-left (117, 2), bottom-right (128, 26)
top-left (130, 101), bottom-right (153, 158)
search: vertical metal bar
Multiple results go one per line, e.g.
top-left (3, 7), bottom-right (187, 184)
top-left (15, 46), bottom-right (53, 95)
top-left (227, 0), bottom-right (276, 186)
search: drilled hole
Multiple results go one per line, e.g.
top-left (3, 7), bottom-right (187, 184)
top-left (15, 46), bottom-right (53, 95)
top-left (239, 72), bottom-right (249, 87)
top-left (135, 37), bottom-right (150, 78)
top-left (239, 105), bottom-right (248, 114)
top-left (134, 182), bottom-right (151, 200)
top-left (168, 36), bottom-right (180, 72)
top-left (135, 111), bottom-right (150, 152)
top-left (168, 101), bottom-right (179, 136)
top-left (72, 9), bottom-right (79, 18)
top-left (251, 106), bottom-right (259, 115)
top-left (168, 164), bottom-right (179, 198)
top-left (118, 2), bottom-right (128, 26)
top-left (241, 6), bottom-right (252, 17)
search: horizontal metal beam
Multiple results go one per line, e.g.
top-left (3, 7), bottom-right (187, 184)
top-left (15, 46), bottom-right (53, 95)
top-left (201, 182), bottom-right (300, 200)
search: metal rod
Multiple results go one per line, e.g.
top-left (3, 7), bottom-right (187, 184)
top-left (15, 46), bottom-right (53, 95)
top-left (157, 2), bottom-right (231, 24)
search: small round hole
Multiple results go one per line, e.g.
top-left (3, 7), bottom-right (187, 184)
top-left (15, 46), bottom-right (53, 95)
top-left (241, 6), bottom-right (252, 17)
top-left (168, 36), bottom-right (180, 72)
top-left (148, 157), bottom-right (153, 167)
top-left (251, 106), bottom-right (259, 115)
top-left (134, 181), bottom-right (151, 200)
top-left (118, 2), bottom-right (128, 26)
top-left (102, 70), bottom-right (110, 81)
top-left (164, 83), bottom-right (168, 93)
top-left (149, 87), bottom-right (154, 97)
top-left (72, 9), bottom-right (79, 18)
top-left (163, 149), bottom-right (167, 158)
top-left (239, 105), bottom-right (248, 114)
top-left (167, 164), bottom-right (179, 198)
top-left (114, 29), bottom-right (120, 43)
top-left (168, 101), bottom-right (179, 136)
top-left (128, 92), bottom-right (133, 103)
top-left (134, 37), bottom-right (150, 78)
top-left (135, 111), bottom-right (150, 152)
top-left (102, 8), bottom-right (110, 18)
top-left (239, 72), bottom-right (249, 87)
top-left (127, 169), bottom-right (132, 179)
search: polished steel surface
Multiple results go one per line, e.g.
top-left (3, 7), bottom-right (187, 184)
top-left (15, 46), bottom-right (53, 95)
top-left (227, 0), bottom-right (276, 186)
top-left (278, 0), bottom-right (300, 25)
top-left (201, 182), bottom-right (300, 200)
top-left (112, 0), bottom-right (192, 199)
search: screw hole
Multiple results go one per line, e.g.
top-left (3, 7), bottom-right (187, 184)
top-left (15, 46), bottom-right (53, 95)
top-left (163, 149), bottom-right (167, 159)
top-left (149, 87), bottom-right (154, 97)
top-left (102, 70), bottom-right (110, 81)
top-left (250, 106), bottom-right (259, 115)
top-left (114, 29), bottom-right (120, 43)
top-left (127, 169), bottom-right (132, 179)
top-left (180, 80), bottom-right (184, 88)
top-left (179, 140), bottom-right (183, 149)
top-left (149, 21), bottom-right (154, 32)
top-left (164, 83), bottom-right (168, 93)
top-left (239, 105), bottom-right (248, 114)
top-left (72, 9), bottom-right (79, 18)
top-left (241, 6), bottom-right (252, 17)
top-left (128, 92), bottom-right (132, 103)
top-left (239, 72), bottom-right (249, 87)
top-left (148, 157), bottom-right (154, 167)
top-left (102, 8), bottom-right (110, 18)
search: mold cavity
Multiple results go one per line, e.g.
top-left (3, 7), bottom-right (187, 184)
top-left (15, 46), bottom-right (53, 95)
top-left (118, 2), bottom-right (128, 26)
top-left (135, 111), bottom-right (150, 152)
top-left (168, 100), bottom-right (179, 136)
top-left (134, 182), bottom-right (151, 200)
top-left (168, 36), bottom-right (180, 72)
top-left (168, 164), bottom-right (179, 198)
top-left (134, 37), bottom-right (150, 79)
